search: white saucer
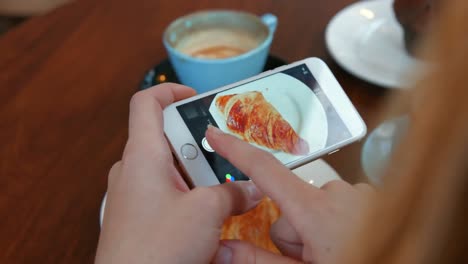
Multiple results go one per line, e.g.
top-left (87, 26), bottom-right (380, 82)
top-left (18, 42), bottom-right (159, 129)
top-left (99, 159), bottom-right (341, 227)
top-left (325, 0), bottom-right (424, 88)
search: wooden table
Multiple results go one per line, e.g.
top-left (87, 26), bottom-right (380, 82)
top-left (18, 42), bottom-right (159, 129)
top-left (0, 0), bottom-right (394, 262)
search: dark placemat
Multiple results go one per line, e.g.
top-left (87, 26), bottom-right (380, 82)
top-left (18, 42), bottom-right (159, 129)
top-left (139, 54), bottom-right (287, 90)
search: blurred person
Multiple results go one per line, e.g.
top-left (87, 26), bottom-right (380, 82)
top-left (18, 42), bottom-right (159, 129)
top-left (335, 0), bottom-right (468, 263)
top-left (95, 0), bottom-right (468, 263)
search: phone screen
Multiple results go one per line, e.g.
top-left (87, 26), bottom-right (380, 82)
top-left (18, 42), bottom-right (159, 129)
top-left (176, 64), bottom-right (351, 183)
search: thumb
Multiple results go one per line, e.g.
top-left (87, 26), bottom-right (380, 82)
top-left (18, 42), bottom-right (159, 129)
top-left (213, 240), bottom-right (301, 264)
top-left (207, 181), bottom-right (264, 224)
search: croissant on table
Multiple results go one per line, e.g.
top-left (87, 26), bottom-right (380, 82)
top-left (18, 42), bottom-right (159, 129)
top-left (215, 91), bottom-right (309, 155)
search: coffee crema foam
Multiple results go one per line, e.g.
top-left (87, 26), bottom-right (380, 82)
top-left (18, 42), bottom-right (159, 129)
top-left (175, 28), bottom-right (261, 59)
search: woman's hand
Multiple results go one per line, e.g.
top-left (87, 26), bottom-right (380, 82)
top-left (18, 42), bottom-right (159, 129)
top-left (95, 84), bottom-right (264, 264)
top-left (207, 126), bottom-right (374, 264)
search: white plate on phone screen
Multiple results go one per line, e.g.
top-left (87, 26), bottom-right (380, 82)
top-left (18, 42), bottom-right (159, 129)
top-left (99, 159), bottom-right (341, 227)
top-left (209, 72), bottom-right (328, 164)
top-left (325, 0), bottom-right (424, 89)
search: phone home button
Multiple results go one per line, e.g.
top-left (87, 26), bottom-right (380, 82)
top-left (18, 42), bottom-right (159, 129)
top-left (181, 143), bottom-right (198, 160)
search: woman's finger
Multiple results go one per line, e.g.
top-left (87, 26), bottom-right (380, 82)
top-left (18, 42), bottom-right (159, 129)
top-left (213, 240), bottom-right (301, 264)
top-left (191, 181), bottom-right (264, 226)
top-left (270, 216), bottom-right (303, 259)
top-left (122, 84), bottom-right (195, 192)
top-left (206, 125), bottom-right (323, 217)
top-left (128, 83), bottom-right (195, 147)
top-left (107, 161), bottom-right (122, 187)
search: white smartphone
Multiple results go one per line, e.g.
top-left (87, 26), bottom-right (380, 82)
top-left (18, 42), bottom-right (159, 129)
top-left (164, 57), bottom-right (366, 187)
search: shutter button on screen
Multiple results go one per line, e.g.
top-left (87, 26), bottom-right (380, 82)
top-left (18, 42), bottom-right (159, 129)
top-left (201, 137), bottom-right (215, 152)
top-left (181, 144), bottom-right (198, 160)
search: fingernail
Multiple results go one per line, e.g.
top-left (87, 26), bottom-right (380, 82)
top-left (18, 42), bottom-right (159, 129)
top-left (246, 181), bottom-right (263, 201)
top-left (207, 125), bottom-right (224, 136)
top-left (214, 243), bottom-right (232, 264)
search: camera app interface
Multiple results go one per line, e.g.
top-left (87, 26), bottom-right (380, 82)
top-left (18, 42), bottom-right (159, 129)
top-left (177, 64), bottom-right (351, 183)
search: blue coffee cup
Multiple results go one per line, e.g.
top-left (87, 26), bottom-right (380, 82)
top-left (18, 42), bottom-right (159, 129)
top-left (163, 10), bottom-right (277, 93)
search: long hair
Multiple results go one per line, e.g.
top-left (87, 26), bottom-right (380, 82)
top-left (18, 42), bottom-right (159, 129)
top-left (336, 0), bottom-right (468, 263)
